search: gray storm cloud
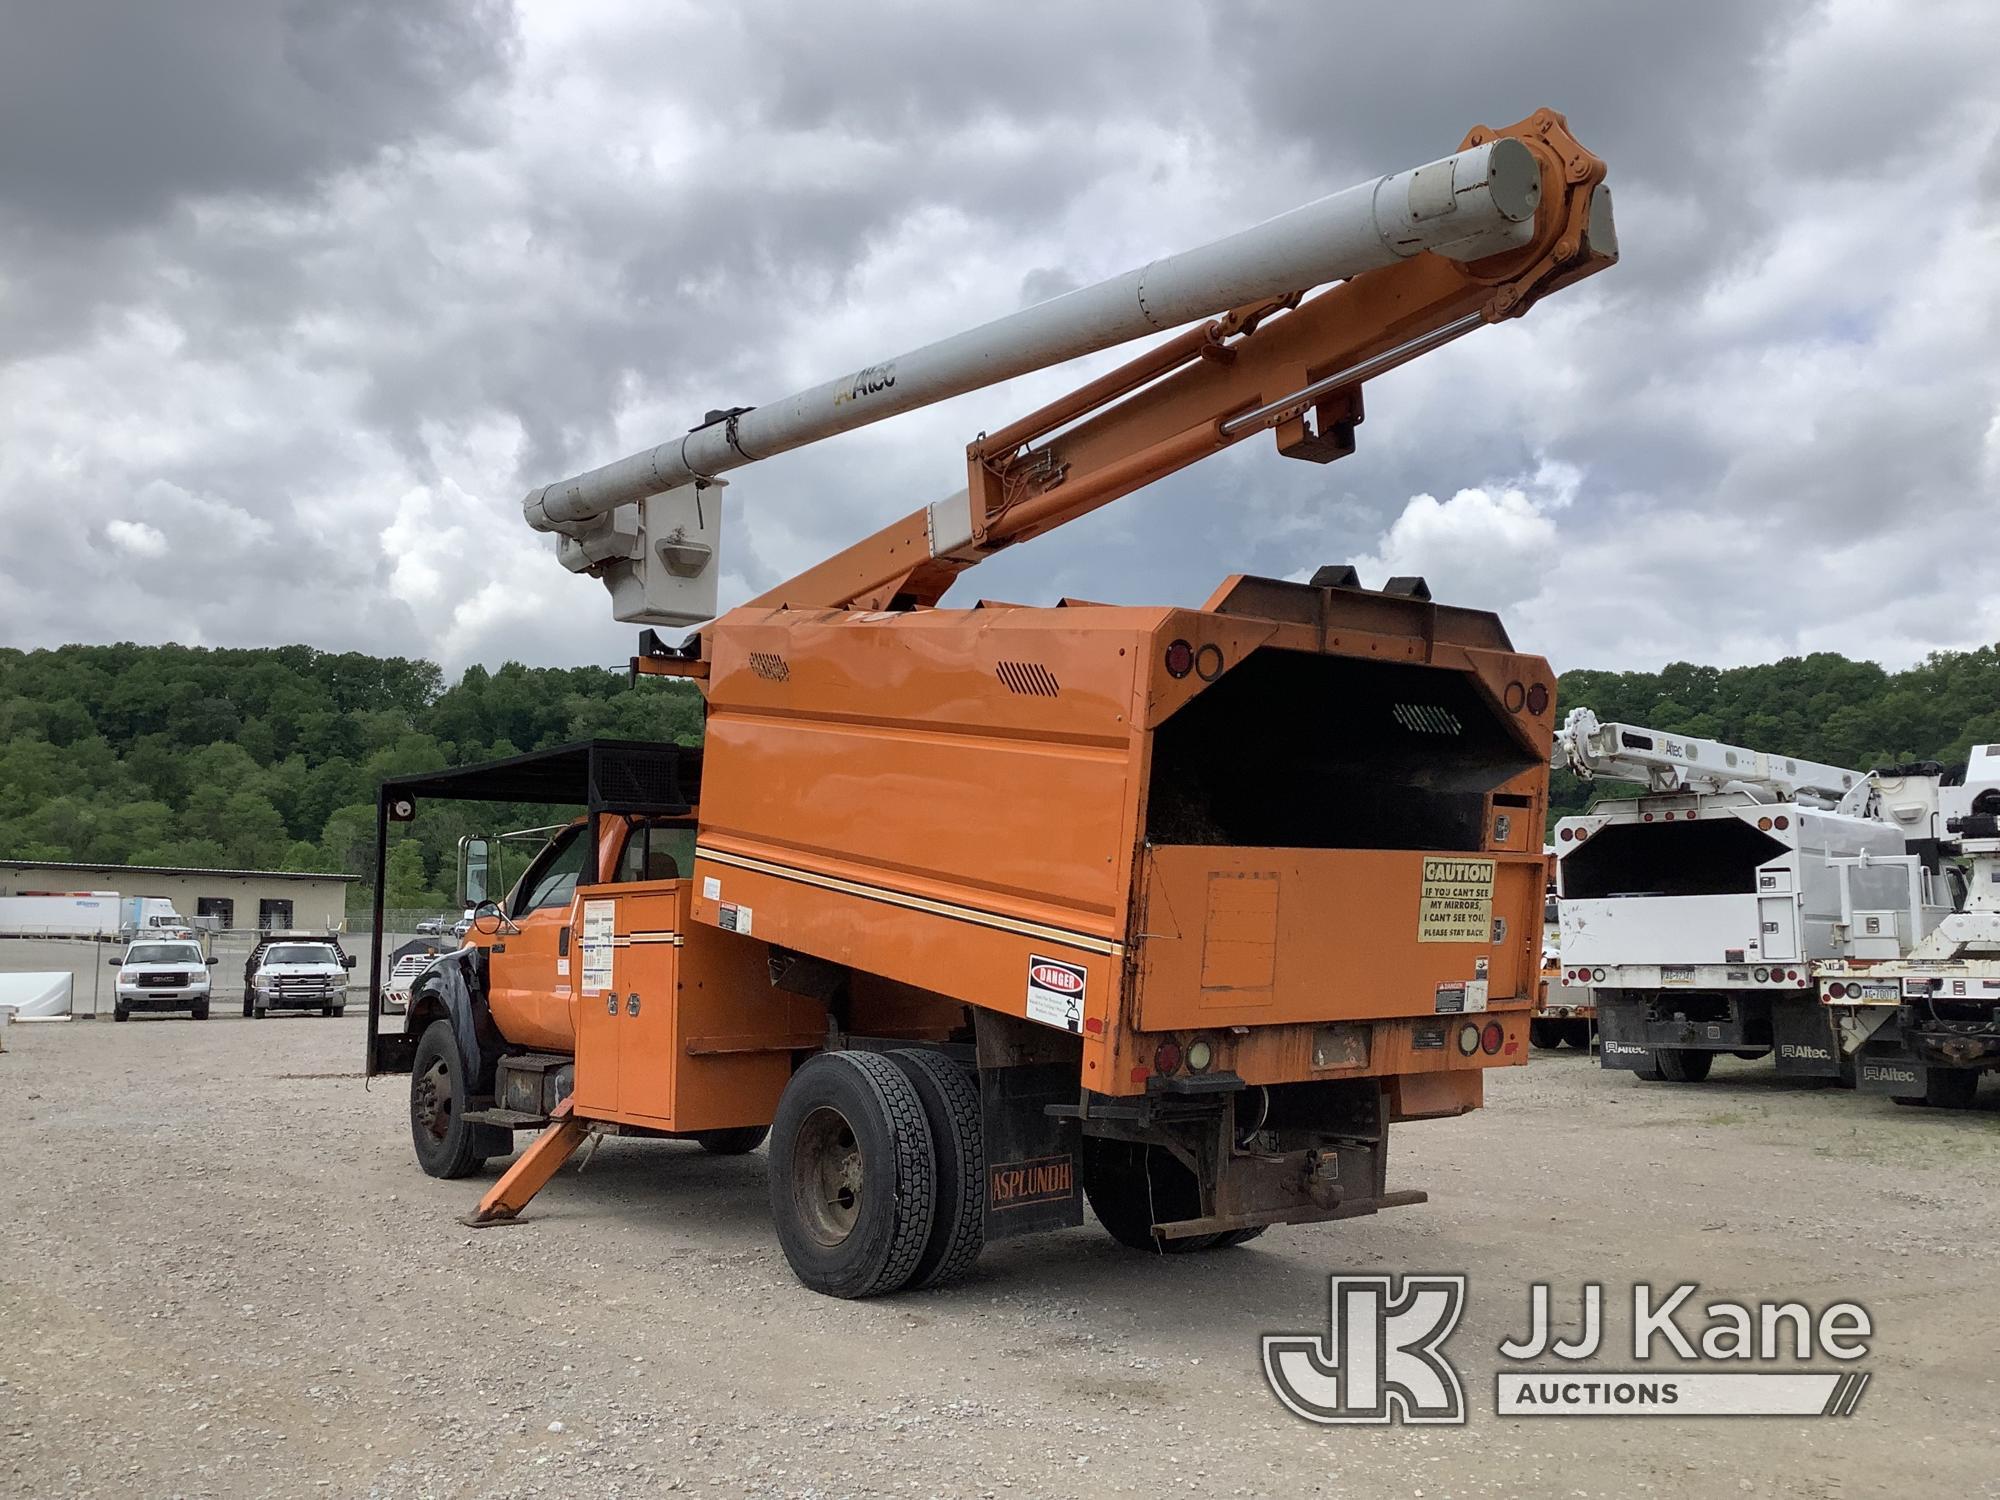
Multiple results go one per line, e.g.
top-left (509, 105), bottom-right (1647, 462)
top-left (0, 0), bottom-right (1995, 674)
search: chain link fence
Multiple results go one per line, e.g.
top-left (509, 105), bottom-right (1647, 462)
top-left (0, 918), bottom-right (456, 1020)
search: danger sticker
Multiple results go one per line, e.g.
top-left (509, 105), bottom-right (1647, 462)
top-left (1025, 955), bottom-right (1085, 1032)
top-left (718, 901), bottom-right (753, 936)
top-left (1418, 857), bottom-right (1496, 944)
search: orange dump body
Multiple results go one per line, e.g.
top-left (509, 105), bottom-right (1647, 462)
top-left (655, 572), bottom-right (1553, 1118)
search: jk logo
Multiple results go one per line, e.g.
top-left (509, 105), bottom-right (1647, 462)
top-left (1262, 1275), bottom-right (1467, 1425)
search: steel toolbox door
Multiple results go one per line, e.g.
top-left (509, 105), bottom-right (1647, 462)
top-left (1133, 846), bottom-right (1539, 1031)
top-left (571, 884), bottom-right (681, 1124)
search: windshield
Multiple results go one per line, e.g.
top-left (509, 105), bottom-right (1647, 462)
top-left (265, 944), bottom-right (339, 966)
top-left (127, 944), bottom-right (202, 964)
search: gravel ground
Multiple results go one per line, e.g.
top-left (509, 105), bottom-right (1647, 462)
top-left (4, 1015), bottom-right (1998, 1498)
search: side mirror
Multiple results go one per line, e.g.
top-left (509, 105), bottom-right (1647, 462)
top-left (344, 955), bottom-right (357, 969)
top-left (457, 834), bottom-right (493, 908)
top-left (206, 957), bottom-right (219, 967)
top-left (107, 957), bottom-right (122, 966)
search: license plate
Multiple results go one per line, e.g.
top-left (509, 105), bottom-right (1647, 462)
top-left (1662, 966), bottom-right (1694, 984)
top-left (1860, 982), bottom-right (1900, 1000)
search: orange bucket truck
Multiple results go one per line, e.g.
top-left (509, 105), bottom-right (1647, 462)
top-left (366, 111), bottom-right (1617, 1297)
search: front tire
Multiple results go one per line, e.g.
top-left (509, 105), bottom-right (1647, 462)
top-left (113, 1003), bottom-right (129, 1022)
top-left (410, 1018), bottom-right (488, 1179)
top-left (194, 1004), bottom-right (209, 1020)
top-left (767, 1051), bottom-right (937, 1298)
top-left (1656, 1048), bottom-right (1715, 1083)
top-left (693, 1125), bottom-right (769, 1155)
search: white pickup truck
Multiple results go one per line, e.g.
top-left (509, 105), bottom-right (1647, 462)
top-left (107, 937), bottom-right (218, 1021)
top-left (244, 933), bottom-right (355, 1018)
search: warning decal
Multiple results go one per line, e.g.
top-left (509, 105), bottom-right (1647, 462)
top-left (1025, 955), bottom-right (1085, 1032)
top-left (1418, 857), bottom-right (1495, 944)
top-left (581, 899), bottom-right (616, 991)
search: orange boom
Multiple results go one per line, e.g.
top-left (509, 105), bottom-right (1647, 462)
top-left (369, 110), bottom-right (1616, 1297)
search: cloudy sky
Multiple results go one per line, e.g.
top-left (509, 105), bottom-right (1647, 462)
top-left (3, 0), bottom-right (1996, 677)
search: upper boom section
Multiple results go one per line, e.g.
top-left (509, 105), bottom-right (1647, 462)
top-left (1554, 708), bottom-right (1865, 806)
top-left (532, 109), bottom-right (1616, 627)
top-left (525, 136), bottom-right (1543, 538)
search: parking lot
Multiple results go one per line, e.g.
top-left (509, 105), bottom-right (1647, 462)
top-left (4, 1015), bottom-right (1997, 1498)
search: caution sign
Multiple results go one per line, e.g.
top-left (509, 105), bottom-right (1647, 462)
top-left (1418, 857), bottom-right (1495, 943)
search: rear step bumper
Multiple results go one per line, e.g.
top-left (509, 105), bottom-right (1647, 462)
top-left (1157, 1188), bottom-right (1428, 1239)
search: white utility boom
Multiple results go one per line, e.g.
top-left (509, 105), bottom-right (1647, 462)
top-left (523, 136), bottom-right (1565, 626)
top-left (1552, 708), bottom-right (1865, 807)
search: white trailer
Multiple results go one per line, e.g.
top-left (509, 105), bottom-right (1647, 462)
top-left (1550, 710), bottom-right (1919, 1083)
top-left (0, 891), bottom-right (122, 938)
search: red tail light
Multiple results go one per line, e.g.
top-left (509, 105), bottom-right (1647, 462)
top-left (1480, 1020), bottom-right (1504, 1055)
top-left (1828, 982), bottom-right (1847, 999)
top-left (1773, 815), bottom-right (1789, 830)
top-left (1153, 1038), bottom-right (1184, 1075)
top-left (1163, 639), bottom-right (1195, 679)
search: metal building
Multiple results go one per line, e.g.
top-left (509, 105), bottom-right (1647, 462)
top-left (0, 859), bottom-right (356, 932)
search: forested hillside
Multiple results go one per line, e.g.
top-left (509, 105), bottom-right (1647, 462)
top-left (0, 644), bottom-right (701, 913)
top-left (3, 643), bottom-right (1996, 912)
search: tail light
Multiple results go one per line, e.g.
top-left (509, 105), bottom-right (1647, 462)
top-left (1828, 982), bottom-right (1847, 999)
top-left (1773, 815), bottom-right (1790, 830)
top-left (1185, 1038), bottom-right (1214, 1073)
top-left (1456, 1023), bottom-right (1481, 1056)
top-left (1163, 639), bottom-right (1195, 679)
top-left (1525, 683), bottom-right (1550, 716)
top-left (1154, 1038), bottom-right (1184, 1075)
top-left (1559, 827), bottom-right (1574, 842)
top-left (1592, 968), bottom-right (1606, 982)
top-left (1754, 967), bottom-right (1769, 982)
top-left (1479, 1020), bottom-right (1505, 1055)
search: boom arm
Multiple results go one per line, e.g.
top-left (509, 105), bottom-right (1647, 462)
top-left (763, 109), bottom-right (1613, 613)
top-left (1553, 707), bottom-right (1865, 806)
top-left (530, 110), bottom-right (1615, 626)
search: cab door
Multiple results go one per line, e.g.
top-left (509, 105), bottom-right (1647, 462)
top-left (485, 824), bottom-right (594, 1052)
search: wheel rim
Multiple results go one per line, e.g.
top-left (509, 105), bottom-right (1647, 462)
top-left (792, 1105), bottom-right (864, 1247)
top-left (414, 1056), bottom-right (455, 1142)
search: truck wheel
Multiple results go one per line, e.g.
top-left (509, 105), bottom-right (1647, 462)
top-left (113, 1003), bottom-right (129, 1023)
top-left (194, 1004), bottom-right (209, 1020)
top-left (1529, 1020), bottom-right (1562, 1050)
top-left (1080, 1137), bottom-right (1221, 1253)
top-left (1212, 1227), bottom-right (1268, 1248)
top-left (410, 1018), bottom-right (488, 1179)
top-left (1564, 1019), bottom-right (1593, 1050)
top-left (888, 1048), bottom-right (987, 1289)
top-left (333, 1006), bottom-right (345, 1018)
top-left (1656, 1048), bottom-right (1714, 1084)
top-left (1925, 1069), bottom-right (1978, 1110)
top-left (321, 1004), bottom-right (334, 1017)
top-left (242, 994), bottom-right (253, 1018)
top-left (693, 1125), bottom-right (769, 1155)
top-left (768, 1051), bottom-right (937, 1298)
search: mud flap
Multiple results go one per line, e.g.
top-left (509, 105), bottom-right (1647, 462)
top-left (1595, 998), bottom-right (1654, 1071)
top-left (1769, 998), bottom-right (1841, 1078)
top-left (1853, 1049), bottom-right (1927, 1097)
top-left (978, 1061), bottom-right (1082, 1241)
top-left (432, 954), bottom-right (513, 1159)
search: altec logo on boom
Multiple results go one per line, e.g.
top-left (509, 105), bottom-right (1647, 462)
top-left (1264, 1278), bottom-right (1873, 1423)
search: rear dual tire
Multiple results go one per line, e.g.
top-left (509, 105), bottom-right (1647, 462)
top-left (1653, 1048), bottom-right (1714, 1084)
top-left (768, 1051), bottom-right (937, 1299)
top-left (1080, 1137), bottom-right (1264, 1254)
